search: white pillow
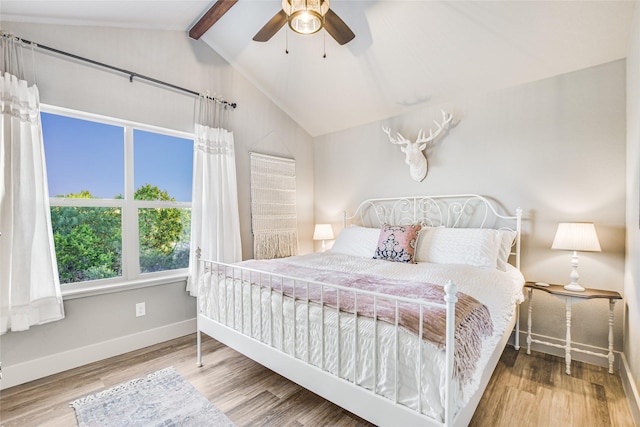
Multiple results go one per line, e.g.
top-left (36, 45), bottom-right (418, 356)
top-left (496, 229), bottom-right (517, 272)
top-left (415, 227), bottom-right (502, 269)
top-left (331, 225), bottom-right (380, 258)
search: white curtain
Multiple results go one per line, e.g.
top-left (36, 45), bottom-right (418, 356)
top-left (187, 96), bottom-right (242, 295)
top-left (0, 33), bottom-right (65, 334)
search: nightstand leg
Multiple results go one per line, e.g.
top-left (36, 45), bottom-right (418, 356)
top-left (526, 288), bottom-right (533, 355)
top-left (565, 299), bottom-right (572, 375)
top-left (608, 299), bottom-right (616, 374)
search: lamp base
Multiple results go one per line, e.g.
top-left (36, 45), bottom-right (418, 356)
top-left (564, 252), bottom-right (585, 292)
top-left (564, 282), bottom-right (585, 292)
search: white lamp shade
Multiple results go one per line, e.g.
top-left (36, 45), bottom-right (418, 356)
top-left (551, 222), bottom-right (601, 252)
top-left (313, 224), bottom-right (334, 241)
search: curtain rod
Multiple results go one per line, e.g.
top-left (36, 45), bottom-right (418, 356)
top-left (13, 35), bottom-right (237, 109)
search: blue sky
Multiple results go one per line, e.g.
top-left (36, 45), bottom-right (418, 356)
top-left (133, 129), bottom-right (193, 202)
top-left (42, 112), bottom-right (193, 202)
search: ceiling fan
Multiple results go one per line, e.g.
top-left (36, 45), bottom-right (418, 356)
top-left (189, 0), bottom-right (355, 46)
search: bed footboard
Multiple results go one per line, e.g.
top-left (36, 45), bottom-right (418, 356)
top-left (195, 257), bottom-right (461, 426)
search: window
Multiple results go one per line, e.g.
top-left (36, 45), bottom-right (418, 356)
top-left (41, 106), bottom-right (193, 291)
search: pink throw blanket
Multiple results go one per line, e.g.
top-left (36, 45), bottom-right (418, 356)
top-left (222, 259), bottom-right (494, 383)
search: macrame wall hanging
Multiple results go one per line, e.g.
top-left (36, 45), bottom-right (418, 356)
top-left (250, 152), bottom-right (299, 259)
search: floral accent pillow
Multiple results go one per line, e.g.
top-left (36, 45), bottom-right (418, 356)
top-left (373, 223), bottom-right (422, 263)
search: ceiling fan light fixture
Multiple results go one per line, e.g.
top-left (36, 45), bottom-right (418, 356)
top-left (282, 0), bottom-right (330, 35)
top-left (290, 10), bottom-right (322, 34)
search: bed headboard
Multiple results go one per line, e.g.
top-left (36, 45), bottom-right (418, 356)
top-left (343, 194), bottom-right (522, 268)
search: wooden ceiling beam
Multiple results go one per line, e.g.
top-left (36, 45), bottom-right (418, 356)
top-left (189, 0), bottom-right (239, 40)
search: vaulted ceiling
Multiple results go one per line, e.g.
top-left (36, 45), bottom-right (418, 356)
top-left (2, 1), bottom-right (635, 136)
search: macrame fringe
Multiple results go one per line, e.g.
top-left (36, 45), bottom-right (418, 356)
top-left (253, 231), bottom-right (299, 260)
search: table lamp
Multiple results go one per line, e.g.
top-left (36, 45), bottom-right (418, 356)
top-left (551, 222), bottom-right (601, 292)
top-left (313, 224), bottom-right (334, 252)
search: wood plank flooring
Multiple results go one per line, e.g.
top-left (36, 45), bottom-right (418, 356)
top-left (470, 346), bottom-right (634, 427)
top-left (0, 334), bottom-right (635, 426)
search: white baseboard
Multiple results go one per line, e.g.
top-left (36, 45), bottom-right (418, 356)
top-left (620, 353), bottom-right (640, 425)
top-left (1, 318), bottom-right (196, 390)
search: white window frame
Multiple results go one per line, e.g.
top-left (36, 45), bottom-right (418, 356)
top-left (42, 105), bottom-right (194, 299)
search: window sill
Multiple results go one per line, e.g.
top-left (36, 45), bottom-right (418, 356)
top-left (61, 273), bottom-right (189, 300)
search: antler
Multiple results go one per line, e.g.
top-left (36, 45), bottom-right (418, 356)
top-left (382, 126), bottom-right (409, 146)
top-left (416, 110), bottom-right (453, 144)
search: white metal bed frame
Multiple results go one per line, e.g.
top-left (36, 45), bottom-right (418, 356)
top-left (196, 194), bottom-right (522, 426)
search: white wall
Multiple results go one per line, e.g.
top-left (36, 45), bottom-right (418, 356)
top-left (0, 22), bottom-right (314, 387)
top-left (314, 60), bottom-right (627, 358)
top-left (625, 1), bottom-right (640, 419)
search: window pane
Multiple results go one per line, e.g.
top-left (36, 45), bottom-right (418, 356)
top-left (134, 130), bottom-right (193, 202)
top-left (42, 112), bottom-right (124, 199)
top-left (139, 207), bottom-right (191, 273)
top-left (50, 206), bottom-right (122, 284)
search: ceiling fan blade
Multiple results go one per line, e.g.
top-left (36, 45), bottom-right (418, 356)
top-left (189, 0), bottom-right (239, 40)
top-left (253, 10), bottom-right (288, 42)
top-left (324, 9), bottom-right (355, 45)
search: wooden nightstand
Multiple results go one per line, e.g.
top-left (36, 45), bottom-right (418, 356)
top-left (523, 281), bottom-right (622, 375)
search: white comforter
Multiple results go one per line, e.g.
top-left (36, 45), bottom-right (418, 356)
top-left (198, 252), bottom-right (524, 421)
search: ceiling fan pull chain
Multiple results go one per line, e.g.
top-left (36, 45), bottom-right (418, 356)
top-left (285, 27), bottom-right (289, 54)
top-left (323, 26), bottom-right (327, 58)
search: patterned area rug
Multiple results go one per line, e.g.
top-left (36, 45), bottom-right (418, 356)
top-left (70, 366), bottom-right (236, 427)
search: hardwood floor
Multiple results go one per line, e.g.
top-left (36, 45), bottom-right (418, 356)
top-left (0, 334), bottom-right (634, 426)
top-left (470, 347), bottom-right (634, 427)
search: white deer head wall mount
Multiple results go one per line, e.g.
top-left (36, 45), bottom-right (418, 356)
top-left (382, 110), bottom-right (453, 182)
